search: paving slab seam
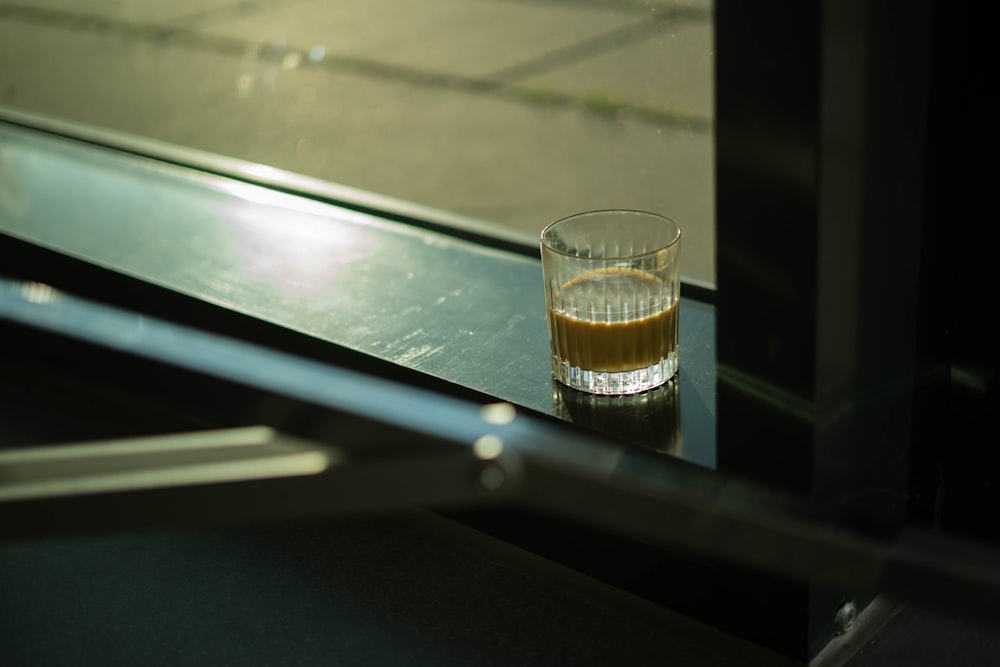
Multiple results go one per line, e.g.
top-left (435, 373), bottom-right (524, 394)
top-left (0, 3), bottom-right (712, 132)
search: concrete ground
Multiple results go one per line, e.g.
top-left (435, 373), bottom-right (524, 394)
top-left (0, 0), bottom-right (715, 280)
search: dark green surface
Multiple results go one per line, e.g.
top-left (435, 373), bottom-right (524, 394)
top-left (0, 514), bottom-right (794, 667)
top-left (0, 121), bottom-right (715, 469)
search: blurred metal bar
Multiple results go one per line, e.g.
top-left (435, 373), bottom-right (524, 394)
top-left (0, 425), bottom-right (523, 542)
top-left (2, 277), bottom-right (999, 626)
top-left (0, 427), bottom-right (332, 502)
top-left (515, 452), bottom-right (1000, 627)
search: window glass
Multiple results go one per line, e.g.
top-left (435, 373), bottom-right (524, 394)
top-left (0, 0), bottom-right (714, 282)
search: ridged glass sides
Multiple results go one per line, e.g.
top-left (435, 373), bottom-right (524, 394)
top-left (541, 210), bottom-right (681, 395)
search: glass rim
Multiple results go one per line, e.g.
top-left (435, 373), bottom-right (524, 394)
top-left (540, 209), bottom-right (682, 260)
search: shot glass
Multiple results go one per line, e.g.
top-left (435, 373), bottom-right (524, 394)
top-left (541, 210), bottom-right (682, 395)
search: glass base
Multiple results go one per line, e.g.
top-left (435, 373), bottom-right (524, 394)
top-left (552, 354), bottom-right (677, 395)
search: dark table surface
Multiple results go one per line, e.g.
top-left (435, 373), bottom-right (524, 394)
top-left (0, 121), bottom-right (716, 468)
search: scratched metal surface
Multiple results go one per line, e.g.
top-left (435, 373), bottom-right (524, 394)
top-left (0, 122), bottom-right (715, 468)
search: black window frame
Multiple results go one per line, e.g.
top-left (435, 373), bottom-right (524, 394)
top-left (714, 0), bottom-right (989, 657)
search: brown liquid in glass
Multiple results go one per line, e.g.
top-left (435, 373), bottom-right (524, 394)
top-left (547, 268), bottom-right (678, 372)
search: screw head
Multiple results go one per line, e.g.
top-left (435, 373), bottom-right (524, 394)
top-left (835, 600), bottom-right (857, 635)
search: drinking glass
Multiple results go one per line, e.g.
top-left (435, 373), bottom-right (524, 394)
top-left (541, 210), bottom-right (682, 395)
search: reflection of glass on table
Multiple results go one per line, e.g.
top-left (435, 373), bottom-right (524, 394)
top-left (552, 376), bottom-right (681, 458)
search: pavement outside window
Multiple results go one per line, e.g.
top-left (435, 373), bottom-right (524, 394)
top-left (0, 0), bottom-right (715, 281)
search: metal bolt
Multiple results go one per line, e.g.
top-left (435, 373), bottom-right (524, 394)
top-left (835, 600), bottom-right (857, 635)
